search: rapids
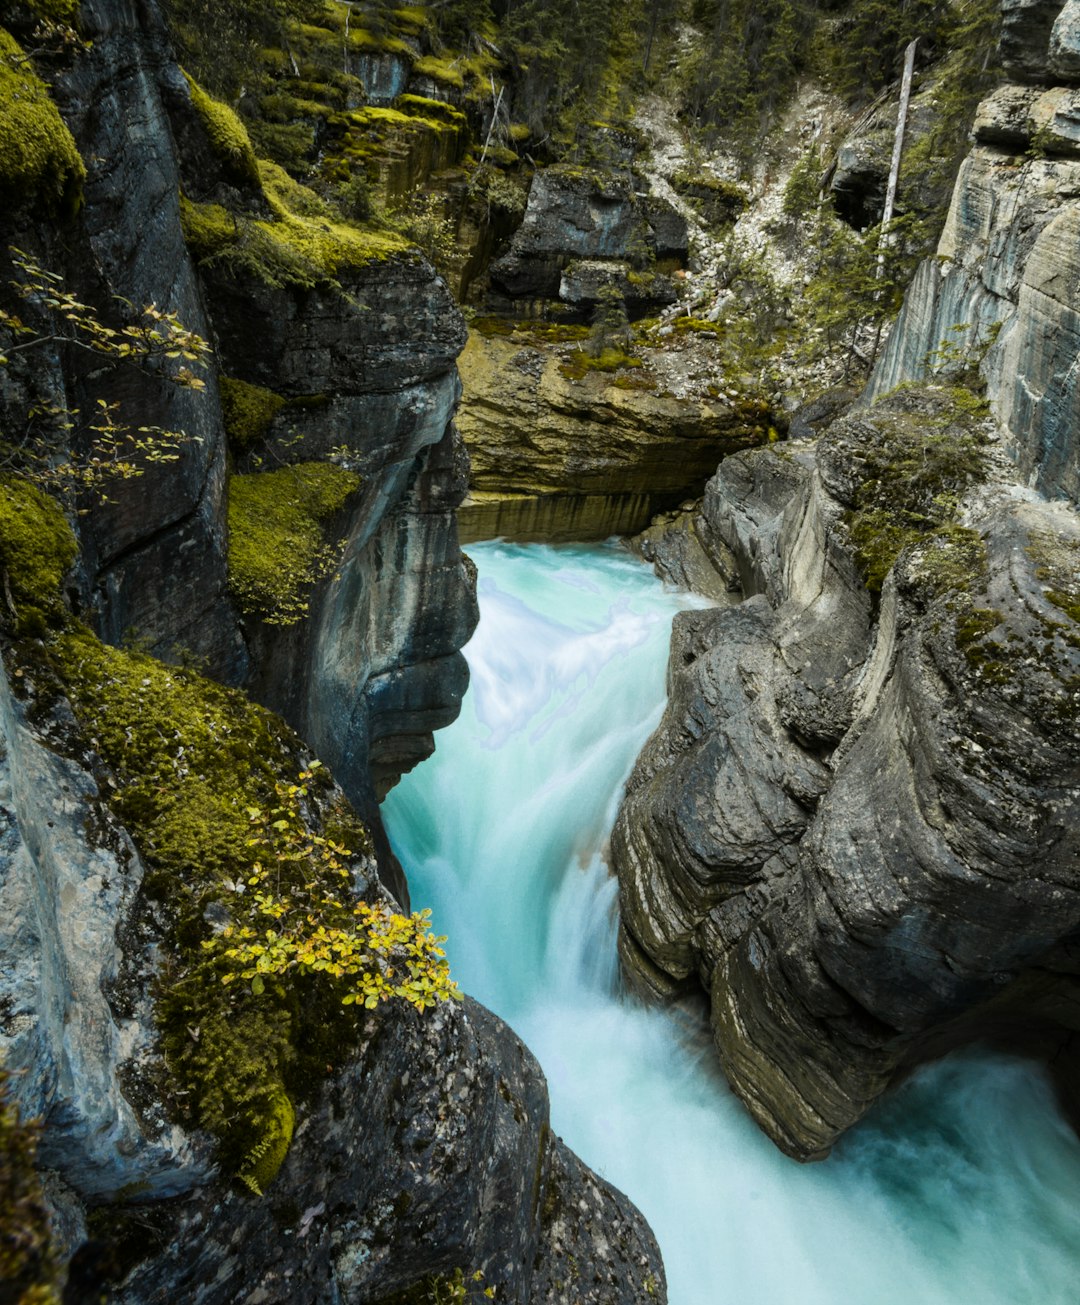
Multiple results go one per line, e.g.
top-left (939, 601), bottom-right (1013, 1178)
top-left (383, 540), bottom-right (1080, 1305)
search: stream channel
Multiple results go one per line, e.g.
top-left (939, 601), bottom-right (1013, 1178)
top-left (382, 540), bottom-right (1080, 1305)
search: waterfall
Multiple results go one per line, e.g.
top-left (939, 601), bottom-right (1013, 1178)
top-left (383, 540), bottom-right (1080, 1305)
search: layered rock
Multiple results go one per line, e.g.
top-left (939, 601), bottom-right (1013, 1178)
top-left (869, 0), bottom-right (1080, 504)
top-left (615, 387), bottom-right (1080, 1158)
top-left (456, 331), bottom-right (773, 541)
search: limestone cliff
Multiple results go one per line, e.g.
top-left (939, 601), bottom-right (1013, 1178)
top-left (868, 0), bottom-right (1080, 504)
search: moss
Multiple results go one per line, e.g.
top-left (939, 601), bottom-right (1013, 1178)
top-left (179, 193), bottom-right (238, 259)
top-left (181, 184), bottom-right (408, 291)
top-left (558, 346), bottom-right (642, 380)
top-left (672, 316), bottom-right (721, 334)
top-left (0, 1071), bottom-right (57, 1301)
top-left (0, 476), bottom-right (443, 1198)
top-left (238, 1088), bottom-right (295, 1196)
top-left (954, 605), bottom-right (1011, 684)
top-left (902, 524), bottom-right (987, 599)
top-left (376, 1268), bottom-right (484, 1305)
top-left (1028, 531), bottom-right (1080, 624)
top-left (396, 95), bottom-right (466, 127)
top-left (219, 376), bottom-right (287, 451)
top-left (47, 624), bottom-right (380, 1190)
top-left (22, 0), bottom-right (79, 19)
top-left (0, 26), bottom-right (85, 215)
top-left (0, 474), bottom-right (77, 634)
top-left (182, 71), bottom-right (260, 188)
top-left (228, 462), bottom-right (360, 624)
top-left (842, 386), bottom-right (990, 593)
top-left (411, 55), bottom-right (464, 88)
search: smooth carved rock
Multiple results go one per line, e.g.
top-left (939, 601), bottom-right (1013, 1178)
top-left (614, 395), bottom-right (1080, 1159)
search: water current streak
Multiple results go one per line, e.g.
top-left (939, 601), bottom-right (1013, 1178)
top-left (383, 540), bottom-right (1080, 1305)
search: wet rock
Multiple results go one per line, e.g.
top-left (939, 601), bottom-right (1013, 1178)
top-left (628, 502), bottom-right (740, 602)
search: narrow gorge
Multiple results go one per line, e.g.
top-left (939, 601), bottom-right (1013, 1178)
top-left (0, 0), bottom-right (1077, 1301)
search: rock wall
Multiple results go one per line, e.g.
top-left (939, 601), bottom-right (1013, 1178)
top-left (612, 5), bottom-right (1080, 1161)
top-left (868, 0), bottom-right (1080, 504)
top-left (0, 0), bottom-right (666, 1295)
top-left (456, 330), bottom-right (772, 542)
top-left (615, 386), bottom-right (1080, 1160)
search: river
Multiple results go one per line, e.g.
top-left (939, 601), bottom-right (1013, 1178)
top-left (382, 539), bottom-right (1080, 1305)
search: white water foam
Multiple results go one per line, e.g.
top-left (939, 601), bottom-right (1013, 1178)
top-left (383, 540), bottom-right (1080, 1305)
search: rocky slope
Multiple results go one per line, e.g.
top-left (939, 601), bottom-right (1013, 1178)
top-left (613, 0), bottom-right (1080, 1165)
top-left (0, 0), bottom-right (665, 1296)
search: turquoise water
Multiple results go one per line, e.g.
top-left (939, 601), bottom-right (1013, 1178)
top-left (383, 540), bottom-right (1080, 1305)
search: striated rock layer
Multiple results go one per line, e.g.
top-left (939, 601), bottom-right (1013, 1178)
top-left (456, 331), bottom-right (770, 541)
top-left (615, 388), bottom-right (1080, 1160)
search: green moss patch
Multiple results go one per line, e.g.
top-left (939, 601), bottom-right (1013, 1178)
top-left (840, 386), bottom-right (990, 593)
top-left (219, 376), bottom-right (287, 451)
top-left (396, 94), bottom-right (466, 127)
top-left (182, 71), bottom-right (260, 188)
top-left (411, 55), bottom-right (464, 88)
top-left (0, 26), bottom-right (85, 215)
top-left (0, 474), bottom-right (77, 636)
top-left (228, 462), bottom-right (360, 624)
top-left (558, 346), bottom-right (642, 381)
top-left (181, 182), bottom-right (409, 291)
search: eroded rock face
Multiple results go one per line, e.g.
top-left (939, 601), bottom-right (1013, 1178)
top-left (615, 390), bottom-right (1080, 1159)
top-left (113, 999), bottom-right (665, 1304)
top-left (456, 332), bottom-right (770, 541)
top-left (869, 4), bottom-right (1080, 504)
